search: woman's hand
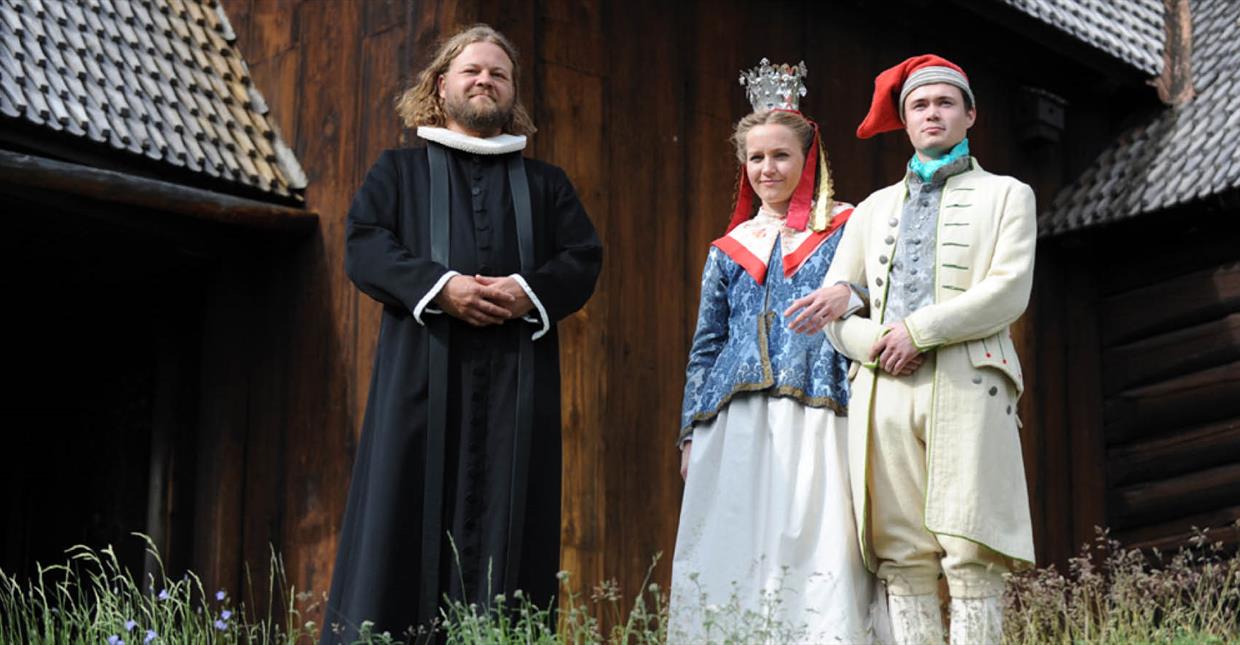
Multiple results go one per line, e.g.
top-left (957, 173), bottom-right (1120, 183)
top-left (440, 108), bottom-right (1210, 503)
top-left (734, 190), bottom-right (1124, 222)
top-left (785, 283), bottom-right (853, 334)
top-left (680, 441), bottom-right (692, 481)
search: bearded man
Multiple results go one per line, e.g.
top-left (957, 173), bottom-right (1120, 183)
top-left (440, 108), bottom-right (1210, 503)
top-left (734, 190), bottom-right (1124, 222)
top-left (321, 24), bottom-right (602, 643)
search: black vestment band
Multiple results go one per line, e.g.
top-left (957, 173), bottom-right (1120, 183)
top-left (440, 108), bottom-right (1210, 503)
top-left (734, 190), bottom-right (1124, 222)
top-left (417, 142), bottom-right (537, 627)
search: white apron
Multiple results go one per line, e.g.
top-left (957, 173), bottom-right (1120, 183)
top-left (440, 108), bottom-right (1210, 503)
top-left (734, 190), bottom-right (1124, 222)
top-left (669, 393), bottom-right (887, 643)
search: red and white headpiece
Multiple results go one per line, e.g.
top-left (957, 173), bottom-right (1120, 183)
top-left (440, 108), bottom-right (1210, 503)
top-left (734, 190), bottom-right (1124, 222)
top-left (728, 59), bottom-right (835, 233)
top-left (856, 54), bottom-right (974, 139)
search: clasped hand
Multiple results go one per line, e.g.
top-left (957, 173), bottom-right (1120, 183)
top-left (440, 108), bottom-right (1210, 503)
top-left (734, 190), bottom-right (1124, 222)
top-left (434, 274), bottom-right (534, 326)
top-left (870, 323), bottom-right (925, 376)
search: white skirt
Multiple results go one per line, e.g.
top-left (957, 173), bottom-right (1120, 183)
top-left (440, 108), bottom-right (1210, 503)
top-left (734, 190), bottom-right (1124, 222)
top-left (669, 394), bottom-right (887, 644)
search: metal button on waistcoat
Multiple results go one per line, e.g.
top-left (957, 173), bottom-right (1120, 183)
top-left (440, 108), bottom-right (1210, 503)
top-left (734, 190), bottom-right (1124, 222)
top-left (971, 375), bottom-right (982, 384)
top-left (879, 255), bottom-right (889, 264)
top-left (876, 277), bottom-right (884, 287)
top-left (888, 217), bottom-right (899, 227)
top-left (885, 236), bottom-right (895, 245)
top-left (471, 186), bottom-right (481, 196)
top-left (989, 386), bottom-right (998, 396)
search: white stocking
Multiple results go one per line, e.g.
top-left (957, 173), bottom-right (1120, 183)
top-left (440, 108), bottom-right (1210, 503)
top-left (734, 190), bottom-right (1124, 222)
top-left (948, 596), bottom-right (1002, 645)
top-left (888, 593), bottom-right (944, 645)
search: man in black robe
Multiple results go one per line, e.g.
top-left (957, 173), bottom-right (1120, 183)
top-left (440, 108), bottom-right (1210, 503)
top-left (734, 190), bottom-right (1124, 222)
top-left (321, 25), bottom-right (602, 643)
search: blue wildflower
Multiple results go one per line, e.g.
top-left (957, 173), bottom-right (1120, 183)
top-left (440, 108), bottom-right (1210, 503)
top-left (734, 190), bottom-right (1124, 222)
top-left (215, 589), bottom-right (226, 601)
top-left (221, 609), bottom-right (232, 620)
top-left (107, 636), bottom-right (124, 645)
top-left (144, 629), bottom-right (157, 643)
top-left (158, 589), bottom-right (170, 601)
top-left (125, 619), bottom-right (137, 632)
top-left (214, 619), bottom-right (227, 631)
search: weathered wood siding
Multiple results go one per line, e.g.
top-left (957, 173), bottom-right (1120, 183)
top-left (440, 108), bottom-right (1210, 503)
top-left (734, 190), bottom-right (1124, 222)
top-left (1033, 209), bottom-right (1240, 558)
top-left (1095, 214), bottom-right (1240, 550)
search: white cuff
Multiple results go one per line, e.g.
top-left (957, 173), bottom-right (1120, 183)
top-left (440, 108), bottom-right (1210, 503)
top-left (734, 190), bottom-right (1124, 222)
top-left (413, 270), bottom-right (460, 325)
top-left (510, 273), bottom-right (550, 340)
top-left (843, 289), bottom-right (865, 319)
top-left (837, 280), bottom-right (866, 319)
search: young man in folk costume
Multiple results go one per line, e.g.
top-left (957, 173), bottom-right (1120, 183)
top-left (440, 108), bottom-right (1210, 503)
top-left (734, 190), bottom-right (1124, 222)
top-left (813, 54), bottom-right (1036, 644)
top-left (322, 24), bottom-right (602, 643)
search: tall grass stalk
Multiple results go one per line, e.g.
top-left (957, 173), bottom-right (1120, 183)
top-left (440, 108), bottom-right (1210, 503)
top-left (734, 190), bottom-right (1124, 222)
top-left (0, 533), bottom-right (320, 644)
top-left (4, 526), bottom-right (1239, 643)
top-left (1003, 523), bottom-right (1240, 645)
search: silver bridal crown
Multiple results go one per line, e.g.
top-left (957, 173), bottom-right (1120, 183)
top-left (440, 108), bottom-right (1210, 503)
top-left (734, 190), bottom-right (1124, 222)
top-left (739, 58), bottom-right (808, 111)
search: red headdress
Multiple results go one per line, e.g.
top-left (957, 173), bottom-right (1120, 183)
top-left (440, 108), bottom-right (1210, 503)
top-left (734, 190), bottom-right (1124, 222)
top-left (855, 54), bottom-right (974, 139)
top-left (726, 59), bottom-right (835, 233)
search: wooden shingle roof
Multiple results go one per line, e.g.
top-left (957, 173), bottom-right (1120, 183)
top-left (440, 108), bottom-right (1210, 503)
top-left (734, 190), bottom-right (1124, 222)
top-left (0, 0), bottom-right (306, 200)
top-left (1039, 0), bottom-right (1239, 236)
top-left (998, 0), bottom-right (1165, 76)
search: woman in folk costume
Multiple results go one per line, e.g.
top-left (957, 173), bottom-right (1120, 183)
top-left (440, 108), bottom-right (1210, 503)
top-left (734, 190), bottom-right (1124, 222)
top-left (669, 60), bottom-right (886, 644)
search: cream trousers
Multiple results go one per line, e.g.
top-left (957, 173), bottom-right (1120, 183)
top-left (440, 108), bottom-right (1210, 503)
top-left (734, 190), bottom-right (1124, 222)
top-left (868, 354), bottom-right (1008, 598)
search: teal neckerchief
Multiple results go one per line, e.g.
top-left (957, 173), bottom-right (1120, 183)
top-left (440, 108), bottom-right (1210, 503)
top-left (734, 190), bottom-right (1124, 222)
top-left (908, 138), bottom-right (970, 183)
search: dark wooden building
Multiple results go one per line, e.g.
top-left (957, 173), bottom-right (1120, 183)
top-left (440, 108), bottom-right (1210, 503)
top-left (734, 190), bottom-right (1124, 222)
top-left (1, 0), bottom-right (315, 589)
top-left (1030, 0), bottom-right (1240, 559)
top-left (3, 0), bottom-right (1236, 628)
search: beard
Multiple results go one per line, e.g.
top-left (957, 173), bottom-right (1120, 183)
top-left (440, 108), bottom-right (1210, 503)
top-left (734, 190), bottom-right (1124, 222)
top-left (443, 91), bottom-right (513, 135)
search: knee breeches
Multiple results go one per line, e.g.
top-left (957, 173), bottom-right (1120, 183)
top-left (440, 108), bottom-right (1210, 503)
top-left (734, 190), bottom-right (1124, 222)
top-left (867, 357), bottom-right (1007, 598)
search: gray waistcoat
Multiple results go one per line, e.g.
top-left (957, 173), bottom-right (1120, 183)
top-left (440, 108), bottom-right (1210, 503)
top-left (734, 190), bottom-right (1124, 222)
top-left (884, 156), bottom-right (972, 323)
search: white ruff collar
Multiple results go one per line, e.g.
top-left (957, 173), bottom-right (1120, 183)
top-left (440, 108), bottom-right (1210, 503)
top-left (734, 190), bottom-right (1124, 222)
top-left (417, 126), bottom-right (527, 155)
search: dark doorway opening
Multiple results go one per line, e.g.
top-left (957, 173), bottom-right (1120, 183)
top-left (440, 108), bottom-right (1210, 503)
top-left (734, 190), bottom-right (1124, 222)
top-left (0, 196), bottom-right (206, 583)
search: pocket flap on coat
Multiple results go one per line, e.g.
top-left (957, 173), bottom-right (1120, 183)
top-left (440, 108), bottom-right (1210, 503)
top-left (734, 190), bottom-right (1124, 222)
top-left (966, 331), bottom-right (1024, 396)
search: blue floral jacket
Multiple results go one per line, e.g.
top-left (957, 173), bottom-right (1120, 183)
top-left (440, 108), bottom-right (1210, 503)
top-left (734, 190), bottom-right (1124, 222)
top-left (678, 229), bottom-right (852, 444)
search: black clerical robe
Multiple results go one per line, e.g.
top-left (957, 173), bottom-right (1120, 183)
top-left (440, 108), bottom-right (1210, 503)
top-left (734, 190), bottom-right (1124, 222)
top-left (321, 143), bottom-right (601, 642)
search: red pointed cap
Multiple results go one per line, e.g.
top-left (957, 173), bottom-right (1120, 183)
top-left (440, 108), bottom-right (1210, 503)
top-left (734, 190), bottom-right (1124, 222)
top-left (855, 54), bottom-right (973, 139)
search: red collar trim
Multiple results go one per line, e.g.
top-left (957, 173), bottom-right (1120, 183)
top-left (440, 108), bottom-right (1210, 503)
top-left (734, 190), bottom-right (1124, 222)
top-left (782, 207), bottom-right (853, 277)
top-left (711, 235), bottom-right (769, 285)
top-left (712, 207), bottom-right (853, 284)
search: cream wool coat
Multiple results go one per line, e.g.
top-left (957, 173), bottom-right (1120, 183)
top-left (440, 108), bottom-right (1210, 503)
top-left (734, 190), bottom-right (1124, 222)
top-left (824, 159), bottom-right (1036, 570)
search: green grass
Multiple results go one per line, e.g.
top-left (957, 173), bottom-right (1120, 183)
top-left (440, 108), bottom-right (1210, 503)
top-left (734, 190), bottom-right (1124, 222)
top-left (1002, 525), bottom-right (1240, 645)
top-left (3, 526), bottom-right (1239, 643)
top-left (0, 534), bottom-right (317, 644)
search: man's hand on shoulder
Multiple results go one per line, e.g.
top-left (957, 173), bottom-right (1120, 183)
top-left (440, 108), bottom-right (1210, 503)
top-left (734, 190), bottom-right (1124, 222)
top-left (474, 275), bottom-right (534, 320)
top-left (870, 322), bottom-right (925, 376)
top-left (435, 275), bottom-right (515, 326)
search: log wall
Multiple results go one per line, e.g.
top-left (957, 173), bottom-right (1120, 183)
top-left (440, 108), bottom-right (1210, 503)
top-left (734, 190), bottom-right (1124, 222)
top-left (1033, 209), bottom-right (1240, 559)
top-left (1093, 215), bottom-right (1240, 551)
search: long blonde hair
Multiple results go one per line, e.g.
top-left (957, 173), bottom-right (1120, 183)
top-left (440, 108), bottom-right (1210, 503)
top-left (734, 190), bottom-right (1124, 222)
top-left (395, 24), bottom-right (537, 136)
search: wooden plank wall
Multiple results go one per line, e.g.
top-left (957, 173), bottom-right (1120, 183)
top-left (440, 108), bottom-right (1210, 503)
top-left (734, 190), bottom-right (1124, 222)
top-left (206, 0), bottom-right (1129, 622)
top-left (1092, 214), bottom-right (1240, 551)
top-left (1032, 210), bottom-right (1240, 561)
